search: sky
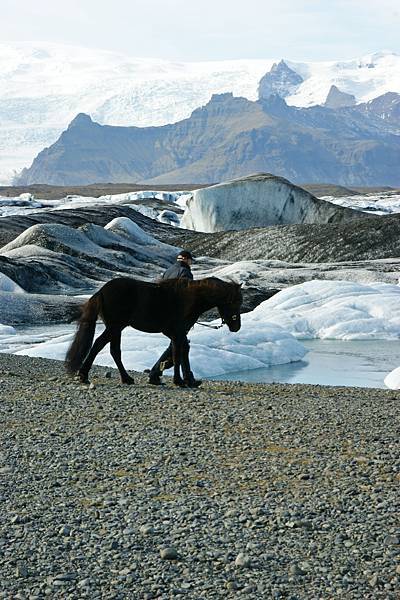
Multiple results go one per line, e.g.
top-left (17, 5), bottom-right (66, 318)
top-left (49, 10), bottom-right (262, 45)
top-left (2, 0), bottom-right (400, 62)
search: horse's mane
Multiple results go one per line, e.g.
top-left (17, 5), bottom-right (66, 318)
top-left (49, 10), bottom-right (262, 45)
top-left (157, 278), bottom-right (191, 291)
top-left (158, 277), bottom-right (240, 300)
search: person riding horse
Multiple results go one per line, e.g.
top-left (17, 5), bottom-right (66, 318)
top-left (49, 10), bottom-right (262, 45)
top-left (148, 250), bottom-right (198, 386)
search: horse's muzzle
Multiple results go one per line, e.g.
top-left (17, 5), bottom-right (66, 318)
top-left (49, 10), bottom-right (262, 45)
top-left (227, 315), bottom-right (241, 332)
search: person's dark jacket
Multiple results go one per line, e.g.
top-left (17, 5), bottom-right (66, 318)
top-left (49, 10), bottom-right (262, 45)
top-left (162, 261), bottom-right (193, 280)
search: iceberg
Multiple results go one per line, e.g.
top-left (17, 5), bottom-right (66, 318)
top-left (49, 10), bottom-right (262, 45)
top-left (181, 174), bottom-right (364, 233)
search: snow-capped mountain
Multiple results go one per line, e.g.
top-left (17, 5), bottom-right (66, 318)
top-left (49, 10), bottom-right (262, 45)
top-left (1, 42), bottom-right (400, 185)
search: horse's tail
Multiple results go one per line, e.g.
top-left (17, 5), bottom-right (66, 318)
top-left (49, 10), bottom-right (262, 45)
top-left (65, 293), bottom-right (100, 374)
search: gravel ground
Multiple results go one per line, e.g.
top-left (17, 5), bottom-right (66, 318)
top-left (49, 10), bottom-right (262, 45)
top-left (0, 353), bottom-right (399, 599)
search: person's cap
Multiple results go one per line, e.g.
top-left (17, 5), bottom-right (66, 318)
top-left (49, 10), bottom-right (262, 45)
top-left (177, 250), bottom-right (194, 261)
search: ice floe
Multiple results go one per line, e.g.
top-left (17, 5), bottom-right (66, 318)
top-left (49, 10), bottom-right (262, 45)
top-left (0, 190), bottom-right (187, 219)
top-left (256, 280), bottom-right (400, 340)
top-left (384, 367), bottom-right (400, 389)
top-left (11, 318), bottom-right (307, 379)
top-left (324, 191), bottom-right (400, 215)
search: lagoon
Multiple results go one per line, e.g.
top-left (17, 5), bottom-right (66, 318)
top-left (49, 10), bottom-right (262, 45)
top-left (210, 339), bottom-right (400, 389)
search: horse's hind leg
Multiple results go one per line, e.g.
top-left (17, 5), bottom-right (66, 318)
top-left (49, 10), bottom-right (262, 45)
top-left (110, 328), bottom-right (134, 384)
top-left (79, 327), bottom-right (112, 383)
top-left (171, 336), bottom-right (185, 387)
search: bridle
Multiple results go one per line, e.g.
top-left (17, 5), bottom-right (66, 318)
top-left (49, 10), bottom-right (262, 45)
top-left (196, 313), bottom-right (239, 330)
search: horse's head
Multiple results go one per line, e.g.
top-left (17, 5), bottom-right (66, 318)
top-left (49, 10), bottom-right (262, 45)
top-left (218, 282), bottom-right (243, 332)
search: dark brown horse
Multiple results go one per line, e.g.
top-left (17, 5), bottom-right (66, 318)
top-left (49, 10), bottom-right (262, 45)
top-left (65, 277), bottom-right (242, 387)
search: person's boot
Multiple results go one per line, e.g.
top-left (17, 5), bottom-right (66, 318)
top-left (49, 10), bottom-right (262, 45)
top-left (184, 371), bottom-right (202, 388)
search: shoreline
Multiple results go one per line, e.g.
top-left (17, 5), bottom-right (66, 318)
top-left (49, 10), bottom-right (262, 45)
top-left (1, 353), bottom-right (399, 598)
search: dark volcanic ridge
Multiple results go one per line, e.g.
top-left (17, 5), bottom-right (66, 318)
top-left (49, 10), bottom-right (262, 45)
top-left (0, 204), bottom-right (174, 250)
top-left (1, 203), bottom-right (400, 326)
top-left (2, 204), bottom-right (400, 270)
top-left (184, 213), bottom-right (400, 263)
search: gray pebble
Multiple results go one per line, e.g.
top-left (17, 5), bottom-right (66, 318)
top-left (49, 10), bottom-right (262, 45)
top-left (160, 547), bottom-right (178, 560)
top-left (235, 552), bottom-right (251, 568)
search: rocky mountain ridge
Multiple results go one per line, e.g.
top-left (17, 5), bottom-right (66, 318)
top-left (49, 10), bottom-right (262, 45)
top-left (17, 91), bottom-right (400, 187)
top-left (1, 43), bottom-right (400, 183)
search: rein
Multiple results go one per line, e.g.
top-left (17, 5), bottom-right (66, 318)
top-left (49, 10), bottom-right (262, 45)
top-left (196, 319), bottom-right (225, 330)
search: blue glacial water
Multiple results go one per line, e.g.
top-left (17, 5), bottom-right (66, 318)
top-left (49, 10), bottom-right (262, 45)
top-left (209, 339), bottom-right (400, 389)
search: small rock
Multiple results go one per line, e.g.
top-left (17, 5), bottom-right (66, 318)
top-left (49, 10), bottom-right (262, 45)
top-left (160, 547), bottom-right (178, 560)
top-left (11, 515), bottom-right (23, 524)
top-left (369, 574), bottom-right (378, 587)
top-left (53, 573), bottom-right (76, 582)
top-left (105, 371), bottom-right (112, 378)
top-left (242, 584), bottom-right (257, 594)
top-left (226, 581), bottom-right (240, 591)
top-left (235, 552), bottom-right (251, 568)
top-left (289, 564), bottom-right (306, 577)
top-left (16, 563), bottom-right (29, 578)
top-left (140, 524), bottom-right (155, 535)
top-left (384, 535), bottom-right (399, 546)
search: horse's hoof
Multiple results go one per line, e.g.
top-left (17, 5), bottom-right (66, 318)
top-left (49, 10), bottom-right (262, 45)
top-left (79, 372), bottom-right (89, 384)
top-left (173, 379), bottom-right (185, 387)
top-left (121, 376), bottom-right (135, 385)
top-left (185, 379), bottom-right (202, 388)
top-left (149, 376), bottom-right (163, 386)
